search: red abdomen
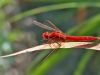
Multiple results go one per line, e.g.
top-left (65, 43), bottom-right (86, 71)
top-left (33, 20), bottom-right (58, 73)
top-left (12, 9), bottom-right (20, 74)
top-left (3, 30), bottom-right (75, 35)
top-left (66, 36), bottom-right (98, 41)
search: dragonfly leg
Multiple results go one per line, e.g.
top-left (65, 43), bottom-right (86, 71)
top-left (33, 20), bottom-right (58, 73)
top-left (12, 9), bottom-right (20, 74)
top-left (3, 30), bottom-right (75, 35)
top-left (57, 42), bottom-right (61, 48)
top-left (41, 40), bottom-right (57, 61)
top-left (42, 42), bottom-right (62, 61)
top-left (42, 48), bottom-right (57, 61)
top-left (41, 38), bottom-right (62, 61)
top-left (41, 36), bottom-right (62, 61)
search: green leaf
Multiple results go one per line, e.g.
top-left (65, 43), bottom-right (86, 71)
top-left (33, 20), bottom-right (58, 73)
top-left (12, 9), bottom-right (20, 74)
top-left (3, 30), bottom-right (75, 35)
top-left (10, 2), bottom-right (100, 22)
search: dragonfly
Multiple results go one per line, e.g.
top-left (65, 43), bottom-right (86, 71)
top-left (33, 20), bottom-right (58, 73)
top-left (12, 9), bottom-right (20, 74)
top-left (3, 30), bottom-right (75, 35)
top-left (0, 19), bottom-right (100, 58)
top-left (32, 19), bottom-right (100, 59)
top-left (32, 19), bottom-right (100, 43)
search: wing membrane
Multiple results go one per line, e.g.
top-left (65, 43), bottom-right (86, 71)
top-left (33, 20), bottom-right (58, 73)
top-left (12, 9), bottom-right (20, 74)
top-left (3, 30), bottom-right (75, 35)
top-left (47, 20), bottom-right (62, 32)
top-left (32, 20), bottom-right (56, 31)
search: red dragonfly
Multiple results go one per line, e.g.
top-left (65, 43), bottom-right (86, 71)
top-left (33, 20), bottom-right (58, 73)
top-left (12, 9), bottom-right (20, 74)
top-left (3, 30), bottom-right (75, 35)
top-left (32, 20), bottom-right (100, 43)
top-left (1, 19), bottom-right (100, 58)
top-left (32, 20), bottom-right (100, 59)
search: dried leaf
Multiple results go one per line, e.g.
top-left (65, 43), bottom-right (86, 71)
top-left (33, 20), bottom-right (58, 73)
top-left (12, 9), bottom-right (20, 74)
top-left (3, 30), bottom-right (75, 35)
top-left (0, 42), bottom-right (100, 58)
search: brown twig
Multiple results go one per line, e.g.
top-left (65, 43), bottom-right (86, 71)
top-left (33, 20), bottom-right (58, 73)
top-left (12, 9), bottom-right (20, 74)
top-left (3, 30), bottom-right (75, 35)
top-left (0, 42), bottom-right (100, 58)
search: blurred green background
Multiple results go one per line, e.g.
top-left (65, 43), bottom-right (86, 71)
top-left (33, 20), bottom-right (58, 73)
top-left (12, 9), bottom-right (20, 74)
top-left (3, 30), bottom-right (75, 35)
top-left (0, 0), bottom-right (100, 75)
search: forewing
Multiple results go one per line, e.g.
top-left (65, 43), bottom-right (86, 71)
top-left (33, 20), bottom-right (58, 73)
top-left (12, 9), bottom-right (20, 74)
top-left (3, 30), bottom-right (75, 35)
top-left (32, 19), bottom-right (56, 31)
top-left (47, 20), bottom-right (63, 32)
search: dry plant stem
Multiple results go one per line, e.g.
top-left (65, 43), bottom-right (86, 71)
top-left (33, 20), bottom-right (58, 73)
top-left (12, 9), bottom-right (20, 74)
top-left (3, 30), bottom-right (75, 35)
top-left (97, 37), bottom-right (100, 40)
top-left (0, 42), bottom-right (100, 58)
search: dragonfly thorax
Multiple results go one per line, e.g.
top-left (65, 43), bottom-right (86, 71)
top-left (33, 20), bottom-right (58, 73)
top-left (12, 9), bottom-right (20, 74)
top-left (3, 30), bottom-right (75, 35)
top-left (42, 31), bottom-right (66, 42)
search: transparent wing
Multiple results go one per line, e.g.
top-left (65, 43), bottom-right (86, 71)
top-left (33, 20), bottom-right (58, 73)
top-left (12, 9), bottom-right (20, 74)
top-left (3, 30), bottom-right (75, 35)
top-left (32, 19), bottom-right (56, 31)
top-left (47, 20), bottom-right (63, 32)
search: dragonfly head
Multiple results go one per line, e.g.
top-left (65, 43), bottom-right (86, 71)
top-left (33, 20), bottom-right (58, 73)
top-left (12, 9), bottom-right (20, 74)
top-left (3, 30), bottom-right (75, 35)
top-left (42, 32), bottom-right (50, 40)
